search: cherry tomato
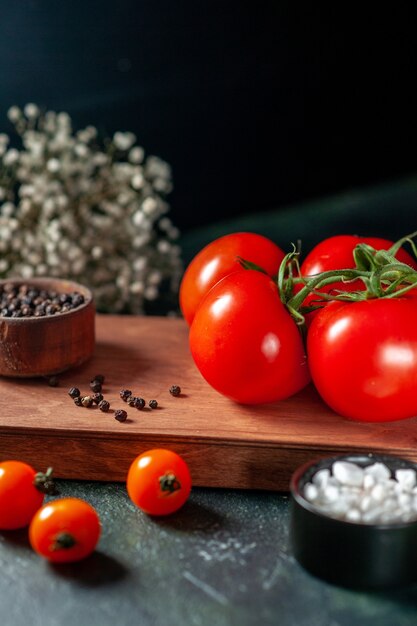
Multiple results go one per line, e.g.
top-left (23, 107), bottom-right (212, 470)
top-left (179, 232), bottom-right (285, 325)
top-left (307, 296), bottom-right (417, 422)
top-left (300, 235), bottom-right (417, 310)
top-left (0, 461), bottom-right (45, 530)
top-left (189, 269), bottom-right (310, 404)
top-left (127, 449), bottom-right (191, 516)
top-left (29, 498), bottom-right (101, 563)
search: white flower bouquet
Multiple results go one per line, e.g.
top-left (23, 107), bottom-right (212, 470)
top-left (0, 104), bottom-right (182, 314)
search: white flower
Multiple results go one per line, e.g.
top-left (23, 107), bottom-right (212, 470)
top-left (0, 202), bottom-right (15, 217)
top-left (130, 281), bottom-right (144, 294)
top-left (7, 106), bottom-right (21, 122)
top-left (91, 246), bottom-right (103, 260)
top-left (131, 172), bottom-right (144, 190)
top-left (3, 149), bottom-right (20, 166)
top-left (113, 131), bottom-right (136, 151)
top-left (47, 158), bottom-right (61, 173)
top-left (157, 239), bottom-right (171, 254)
top-left (144, 285), bottom-right (158, 300)
top-left (128, 146), bottom-right (144, 164)
top-left (142, 197), bottom-right (158, 215)
top-left (0, 103), bottom-right (183, 313)
top-left (24, 103), bottom-right (40, 118)
top-left (74, 143), bottom-right (88, 158)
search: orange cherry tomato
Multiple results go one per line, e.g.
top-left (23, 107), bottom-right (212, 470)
top-left (0, 461), bottom-right (45, 530)
top-left (29, 498), bottom-right (101, 563)
top-left (127, 449), bottom-right (192, 516)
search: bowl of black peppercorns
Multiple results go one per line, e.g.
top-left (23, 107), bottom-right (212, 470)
top-left (0, 278), bottom-right (95, 377)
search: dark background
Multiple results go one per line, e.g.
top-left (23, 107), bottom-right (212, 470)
top-left (1, 1), bottom-right (416, 233)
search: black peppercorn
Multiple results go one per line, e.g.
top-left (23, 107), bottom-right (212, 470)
top-left (120, 389), bottom-right (132, 401)
top-left (92, 392), bottom-right (103, 404)
top-left (68, 387), bottom-right (80, 399)
top-left (90, 380), bottom-right (102, 393)
top-left (93, 374), bottom-right (105, 384)
top-left (98, 399), bottom-right (110, 412)
top-left (149, 399), bottom-right (158, 409)
top-left (169, 385), bottom-right (181, 397)
top-left (134, 397), bottom-right (146, 410)
top-left (81, 395), bottom-right (94, 408)
top-left (47, 376), bottom-right (59, 387)
top-left (73, 397), bottom-right (83, 406)
top-left (114, 409), bottom-right (128, 422)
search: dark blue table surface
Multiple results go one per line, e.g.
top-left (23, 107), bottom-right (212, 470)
top-left (1, 480), bottom-right (417, 626)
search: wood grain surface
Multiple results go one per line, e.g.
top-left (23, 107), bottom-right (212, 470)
top-left (1, 315), bottom-right (417, 491)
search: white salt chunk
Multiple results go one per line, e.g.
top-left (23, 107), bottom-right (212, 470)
top-left (370, 483), bottom-right (385, 502)
top-left (304, 483), bottom-right (319, 502)
top-left (332, 461), bottom-right (364, 487)
top-left (364, 462), bottom-right (391, 481)
top-left (363, 474), bottom-right (376, 490)
top-left (345, 508), bottom-right (361, 523)
top-left (395, 469), bottom-right (417, 491)
top-left (322, 484), bottom-right (339, 503)
top-left (312, 468), bottom-right (331, 488)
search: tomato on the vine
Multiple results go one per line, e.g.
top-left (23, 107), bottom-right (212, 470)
top-left (180, 232), bottom-right (285, 325)
top-left (29, 498), bottom-right (101, 563)
top-left (307, 296), bottom-right (417, 422)
top-left (299, 235), bottom-right (417, 311)
top-left (0, 461), bottom-right (46, 530)
top-left (189, 269), bottom-right (310, 404)
top-left (127, 449), bottom-right (191, 516)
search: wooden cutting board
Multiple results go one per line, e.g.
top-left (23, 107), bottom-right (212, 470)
top-left (1, 315), bottom-right (417, 491)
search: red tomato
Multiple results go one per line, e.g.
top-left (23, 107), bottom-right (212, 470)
top-left (29, 498), bottom-right (101, 563)
top-left (179, 232), bottom-right (285, 325)
top-left (189, 270), bottom-right (310, 404)
top-left (307, 297), bottom-right (417, 422)
top-left (300, 235), bottom-right (417, 310)
top-left (127, 449), bottom-right (191, 516)
top-left (0, 461), bottom-right (45, 530)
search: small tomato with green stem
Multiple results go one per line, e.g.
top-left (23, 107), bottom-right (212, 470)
top-left (29, 498), bottom-right (101, 563)
top-left (0, 461), bottom-right (56, 530)
top-left (127, 449), bottom-right (192, 516)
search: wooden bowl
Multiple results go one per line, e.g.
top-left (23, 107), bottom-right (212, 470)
top-left (0, 278), bottom-right (95, 378)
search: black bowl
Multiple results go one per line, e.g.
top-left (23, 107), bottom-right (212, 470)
top-left (290, 453), bottom-right (417, 590)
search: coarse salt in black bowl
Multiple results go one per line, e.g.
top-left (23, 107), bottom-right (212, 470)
top-left (290, 453), bottom-right (417, 589)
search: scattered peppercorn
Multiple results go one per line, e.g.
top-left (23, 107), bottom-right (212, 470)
top-left (81, 395), bottom-right (94, 408)
top-left (73, 397), bottom-right (83, 406)
top-left (92, 392), bottom-right (103, 404)
top-left (68, 387), bottom-right (81, 399)
top-left (127, 395), bottom-right (138, 407)
top-left (47, 376), bottom-right (59, 387)
top-left (114, 409), bottom-right (128, 422)
top-left (149, 399), bottom-right (158, 409)
top-left (134, 397), bottom-right (146, 410)
top-left (98, 399), bottom-right (110, 412)
top-left (120, 389), bottom-right (132, 401)
top-left (92, 374), bottom-right (105, 384)
top-left (90, 380), bottom-right (102, 393)
top-left (169, 385), bottom-right (181, 397)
